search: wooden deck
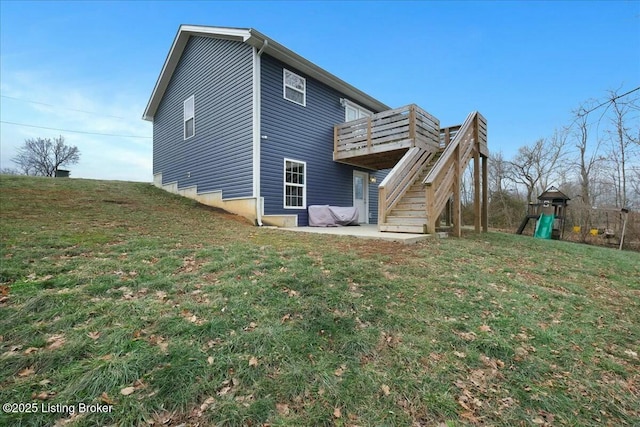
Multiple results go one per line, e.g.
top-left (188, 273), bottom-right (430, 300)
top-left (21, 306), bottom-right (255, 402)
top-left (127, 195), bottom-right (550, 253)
top-left (333, 104), bottom-right (440, 170)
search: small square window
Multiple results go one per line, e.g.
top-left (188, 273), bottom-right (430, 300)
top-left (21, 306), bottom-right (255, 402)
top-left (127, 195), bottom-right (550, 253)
top-left (283, 69), bottom-right (306, 106)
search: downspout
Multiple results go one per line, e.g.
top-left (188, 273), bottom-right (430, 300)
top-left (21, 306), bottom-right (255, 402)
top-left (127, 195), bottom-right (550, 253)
top-left (253, 39), bottom-right (268, 226)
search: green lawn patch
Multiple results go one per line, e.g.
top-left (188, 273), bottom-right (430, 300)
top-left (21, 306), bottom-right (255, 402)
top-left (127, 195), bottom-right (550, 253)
top-left (1, 175), bottom-right (639, 426)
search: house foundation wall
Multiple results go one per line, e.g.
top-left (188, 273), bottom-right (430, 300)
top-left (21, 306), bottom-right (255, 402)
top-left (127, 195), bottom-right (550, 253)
top-left (153, 172), bottom-right (258, 224)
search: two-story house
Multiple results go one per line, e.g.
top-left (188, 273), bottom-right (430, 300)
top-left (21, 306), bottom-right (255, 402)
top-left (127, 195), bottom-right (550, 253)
top-left (143, 25), bottom-right (488, 235)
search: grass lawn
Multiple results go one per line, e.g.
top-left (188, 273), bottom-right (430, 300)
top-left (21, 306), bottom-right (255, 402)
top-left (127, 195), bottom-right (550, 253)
top-left (1, 175), bottom-right (639, 427)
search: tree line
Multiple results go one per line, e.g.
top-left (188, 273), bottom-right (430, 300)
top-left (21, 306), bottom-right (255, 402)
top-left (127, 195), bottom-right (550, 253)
top-left (465, 87), bottom-right (639, 235)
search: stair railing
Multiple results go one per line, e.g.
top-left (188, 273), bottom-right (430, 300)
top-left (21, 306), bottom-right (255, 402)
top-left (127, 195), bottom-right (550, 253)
top-left (378, 146), bottom-right (437, 225)
top-left (423, 111), bottom-right (487, 233)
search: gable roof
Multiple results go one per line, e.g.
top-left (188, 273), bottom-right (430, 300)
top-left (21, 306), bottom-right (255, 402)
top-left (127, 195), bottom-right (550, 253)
top-left (143, 25), bottom-right (390, 121)
top-left (538, 186), bottom-right (571, 202)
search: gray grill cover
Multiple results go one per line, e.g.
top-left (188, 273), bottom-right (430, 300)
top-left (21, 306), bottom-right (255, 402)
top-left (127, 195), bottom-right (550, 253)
top-left (308, 205), bottom-right (359, 227)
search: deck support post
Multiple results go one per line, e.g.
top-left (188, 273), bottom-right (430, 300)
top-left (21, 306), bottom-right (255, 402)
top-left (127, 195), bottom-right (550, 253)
top-left (474, 145), bottom-right (481, 233)
top-left (425, 184), bottom-right (436, 234)
top-left (452, 144), bottom-right (461, 237)
top-left (482, 154), bottom-right (488, 232)
top-left (378, 186), bottom-right (387, 231)
top-left (409, 104), bottom-right (417, 142)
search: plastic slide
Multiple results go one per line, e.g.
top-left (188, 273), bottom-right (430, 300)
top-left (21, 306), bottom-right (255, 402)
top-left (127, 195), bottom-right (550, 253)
top-left (534, 213), bottom-right (555, 239)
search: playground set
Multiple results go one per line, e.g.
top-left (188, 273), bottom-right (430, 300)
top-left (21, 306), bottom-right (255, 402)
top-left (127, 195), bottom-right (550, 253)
top-left (516, 186), bottom-right (634, 250)
top-left (516, 187), bottom-right (570, 240)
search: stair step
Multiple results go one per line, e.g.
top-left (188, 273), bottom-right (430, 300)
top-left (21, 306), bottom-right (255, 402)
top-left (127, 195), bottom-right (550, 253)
top-left (393, 202), bottom-right (426, 211)
top-left (385, 216), bottom-right (427, 225)
top-left (399, 197), bottom-right (425, 204)
top-left (379, 224), bottom-right (426, 233)
top-left (388, 209), bottom-right (425, 217)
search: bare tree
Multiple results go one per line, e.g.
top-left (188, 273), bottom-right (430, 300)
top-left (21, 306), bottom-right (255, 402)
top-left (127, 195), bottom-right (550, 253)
top-left (507, 132), bottom-right (567, 202)
top-left (570, 103), bottom-right (603, 207)
top-left (607, 89), bottom-right (639, 208)
top-left (488, 151), bottom-right (525, 229)
top-left (11, 136), bottom-right (80, 177)
top-left (0, 168), bottom-right (20, 175)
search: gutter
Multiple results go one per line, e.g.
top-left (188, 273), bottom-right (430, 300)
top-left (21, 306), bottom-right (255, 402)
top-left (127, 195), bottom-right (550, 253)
top-left (253, 39), bottom-right (268, 226)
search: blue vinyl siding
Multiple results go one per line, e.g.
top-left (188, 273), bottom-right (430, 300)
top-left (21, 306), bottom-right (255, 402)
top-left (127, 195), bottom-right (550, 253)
top-left (260, 54), bottom-right (380, 225)
top-left (153, 36), bottom-right (253, 198)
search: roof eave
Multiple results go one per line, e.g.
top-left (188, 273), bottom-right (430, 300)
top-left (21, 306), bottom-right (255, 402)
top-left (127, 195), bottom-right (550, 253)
top-left (143, 25), bottom-right (389, 121)
top-left (245, 29), bottom-right (389, 113)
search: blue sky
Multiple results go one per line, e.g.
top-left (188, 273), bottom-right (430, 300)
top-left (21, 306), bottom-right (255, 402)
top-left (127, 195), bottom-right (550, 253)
top-left (1, 1), bottom-right (638, 182)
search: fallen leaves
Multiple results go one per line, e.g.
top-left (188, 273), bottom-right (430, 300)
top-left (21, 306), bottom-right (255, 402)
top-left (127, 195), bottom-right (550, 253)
top-left (33, 390), bottom-right (56, 400)
top-left (455, 353), bottom-right (510, 422)
top-left (276, 403), bottom-right (290, 415)
top-left (380, 384), bottom-right (391, 396)
top-left (100, 392), bottom-right (115, 405)
top-left (120, 386), bottom-right (135, 396)
top-left (334, 364), bottom-right (347, 377)
top-left (120, 379), bottom-right (147, 397)
top-left (87, 331), bottom-right (100, 340)
top-left (333, 407), bottom-right (342, 418)
top-left (0, 284), bottom-right (9, 304)
top-left (248, 356), bottom-right (259, 367)
top-left (478, 324), bottom-right (492, 333)
top-left (46, 334), bottom-right (65, 351)
top-left (18, 366), bottom-right (35, 377)
top-left (180, 309), bottom-right (204, 325)
top-left (243, 322), bottom-right (257, 332)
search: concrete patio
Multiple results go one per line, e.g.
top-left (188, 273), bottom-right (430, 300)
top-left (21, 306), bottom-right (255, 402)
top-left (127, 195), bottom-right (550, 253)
top-left (277, 224), bottom-right (433, 244)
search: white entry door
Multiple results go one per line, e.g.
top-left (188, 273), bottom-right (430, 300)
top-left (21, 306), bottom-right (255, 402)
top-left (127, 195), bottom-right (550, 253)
top-left (353, 171), bottom-right (368, 224)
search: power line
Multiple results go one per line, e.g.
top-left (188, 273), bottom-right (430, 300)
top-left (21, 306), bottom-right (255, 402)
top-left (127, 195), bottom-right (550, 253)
top-left (0, 120), bottom-right (152, 139)
top-left (1, 95), bottom-right (132, 120)
top-left (576, 86), bottom-right (640, 117)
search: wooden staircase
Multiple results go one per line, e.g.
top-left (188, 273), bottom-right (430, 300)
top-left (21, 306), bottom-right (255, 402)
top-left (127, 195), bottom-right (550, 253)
top-left (334, 105), bottom-right (488, 235)
top-left (379, 152), bottom-right (441, 233)
top-left (378, 112), bottom-right (488, 234)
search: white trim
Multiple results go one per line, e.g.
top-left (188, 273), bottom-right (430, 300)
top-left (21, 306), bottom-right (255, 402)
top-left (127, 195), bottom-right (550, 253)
top-left (283, 158), bottom-right (306, 209)
top-left (344, 99), bottom-right (373, 122)
top-left (353, 170), bottom-right (369, 224)
top-left (179, 25), bottom-right (252, 42)
top-left (184, 95), bottom-right (195, 139)
top-left (283, 68), bottom-right (306, 107)
top-left (252, 45), bottom-right (262, 225)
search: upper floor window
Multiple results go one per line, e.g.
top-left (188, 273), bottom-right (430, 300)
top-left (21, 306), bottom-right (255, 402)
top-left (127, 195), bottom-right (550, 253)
top-left (343, 100), bottom-right (372, 122)
top-left (283, 69), bottom-right (306, 106)
top-left (184, 95), bottom-right (195, 139)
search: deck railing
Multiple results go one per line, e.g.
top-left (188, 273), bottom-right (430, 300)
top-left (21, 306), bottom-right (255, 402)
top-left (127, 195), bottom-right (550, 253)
top-left (334, 104), bottom-right (440, 163)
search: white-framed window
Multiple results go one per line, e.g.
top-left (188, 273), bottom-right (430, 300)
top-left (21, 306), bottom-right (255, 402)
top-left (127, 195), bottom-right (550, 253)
top-left (344, 100), bottom-right (372, 122)
top-left (283, 69), bottom-right (306, 106)
top-left (184, 95), bottom-right (195, 139)
top-left (283, 158), bottom-right (306, 209)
